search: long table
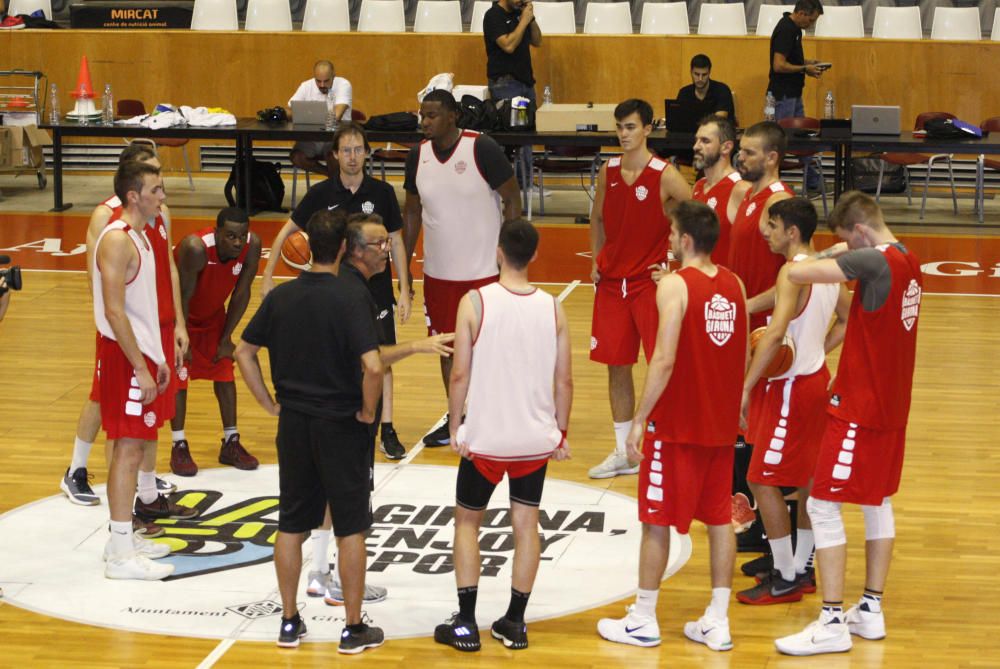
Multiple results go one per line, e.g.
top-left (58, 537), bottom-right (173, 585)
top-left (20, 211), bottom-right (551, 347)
top-left (42, 120), bottom-right (1000, 215)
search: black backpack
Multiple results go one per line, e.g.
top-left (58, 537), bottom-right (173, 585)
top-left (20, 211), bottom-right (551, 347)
top-left (224, 159), bottom-right (286, 214)
top-left (458, 95), bottom-right (500, 131)
top-left (364, 112), bottom-right (419, 131)
top-left (851, 157), bottom-right (906, 194)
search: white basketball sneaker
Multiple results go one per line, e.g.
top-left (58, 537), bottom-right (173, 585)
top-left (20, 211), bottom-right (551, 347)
top-left (597, 605), bottom-right (661, 647)
top-left (588, 451), bottom-right (640, 479)
top-left (775, 612), bottom-right (852, 656)
top-left (103, 534), bottom-right (170, 561)
top-left (306, 570), bottom-right (333, 597)
top-left (846, 602), bottom-right (886, 640)
top-left (105, 554), bottom-right (174, 580)
top-left (683, 609), bottom-right (733, 652)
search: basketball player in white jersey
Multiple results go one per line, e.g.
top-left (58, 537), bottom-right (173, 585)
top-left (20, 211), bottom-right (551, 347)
top-left (94, 161), bottom-right (173, 580)
top-left (61, 142), bottom-right (186, 521)
top-left (736, 198), bottom-right (850, 605)
top-left (434, 220), bottom-right (572, 652)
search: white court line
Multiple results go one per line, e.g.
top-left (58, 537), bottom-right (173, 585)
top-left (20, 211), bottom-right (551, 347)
top-left (556, 279), bottom-right (581, 303)
top-left (195, 639), bottom-right (235, 669)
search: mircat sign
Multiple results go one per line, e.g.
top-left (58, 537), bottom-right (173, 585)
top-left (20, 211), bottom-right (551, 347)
top-left (69, 2), bottom-right (193, 29)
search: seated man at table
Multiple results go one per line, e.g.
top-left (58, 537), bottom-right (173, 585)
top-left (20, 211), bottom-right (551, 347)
top-left (676, 54), bottom-right (737, 127)
top-left (287, 59), bottom-right (353, 176)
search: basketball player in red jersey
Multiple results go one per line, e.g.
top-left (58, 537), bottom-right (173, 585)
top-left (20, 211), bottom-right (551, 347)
top-left (692, 115), bottom-right (749, 266)
top-left (436, 219), bottom-right (572, 652)
top-left (735, 198), bottom-right (850, 606)
top-left (598, 201), bottom-right (747, 651)
top-left (169, 207), bottom-right (262, 476)
top-left (587, 98), bottom-right (691, 480)
top-left (776, 192), bottom-right (922, 656)
top-left (61, 144), bottom-right (189, 531)
top-left (95, 161), bottom-right (175, 580)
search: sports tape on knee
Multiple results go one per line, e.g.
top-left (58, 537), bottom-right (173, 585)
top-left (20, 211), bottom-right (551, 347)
top-left (862, 497), bottom-right (895, 541)
top-left (807, 496), bottom-right (846, 549)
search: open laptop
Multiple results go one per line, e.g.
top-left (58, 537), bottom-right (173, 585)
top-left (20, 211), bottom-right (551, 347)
top-left (664, 99), bottom-right (700, 134)
top-left (290, 100), bottom-right (328, 125)
top-left (851, 105), bottom-right (902, 135)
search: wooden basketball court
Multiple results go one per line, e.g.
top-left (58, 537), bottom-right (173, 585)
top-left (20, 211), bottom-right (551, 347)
top-left (1, 210), bottom-right (998, 667)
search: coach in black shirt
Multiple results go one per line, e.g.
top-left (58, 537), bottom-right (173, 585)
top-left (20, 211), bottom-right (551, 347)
top-left (484, 0), bottom-right (541, 101)
top-left (677, 53), bottom-right (737, 127)
top-left (236, 209), bottom-right (385, 654)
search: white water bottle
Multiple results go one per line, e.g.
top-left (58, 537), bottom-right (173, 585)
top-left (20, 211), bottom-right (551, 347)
top-left (543, 85), bottom-right (552, 105)
top-left (325, 90), bottom-right (338, 131)
top-left (824, 90), bottom-right (835, 120)
top-left (103, 84), bottom-right (114, 125)
top-left (49, 83), bottom-right (61, 125)
top-left (764, 91), bottom-right (776, 122)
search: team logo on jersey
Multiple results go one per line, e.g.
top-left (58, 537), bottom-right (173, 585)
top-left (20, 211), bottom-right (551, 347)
top-left (900, 279), bottom-right (921, 331)
top-left (143, 411), bottom-right (157, 427)
top-left (745, 202), bottom-right (757, 217)
top-left (178, 365), bottom-right (189, 381)
top-left (635, 185), bottom-right (649, 202)
top-left (590, 336), bottom-right (598, 351)
top-left (707, 196), bottom-right (718, 210)
top-left (158, 225), bottom-right (167, 240)
top-left (454, 161), bottom-right (468, 175)
top-left (232, 262), bottom-right (243, 277)
top-left (362, 200), bottom-right (375, 215)
top-left (704, 294), bottom-right (736, 346)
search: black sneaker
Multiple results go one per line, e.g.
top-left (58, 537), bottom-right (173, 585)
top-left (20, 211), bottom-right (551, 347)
top-left (61, 467), bottom-right (99, 506)
top-left (434, 614), bottom-right (481, 652)
top-left (380, 428), bottom-right (406, 460)
top-left (134, 493), bottom-right (199, 521)
top-left (491, 616), bottom-right (528, 650)
top-left (277, 615), bottom-right (307, 648)
top-left (741, 553), bottom-right (773, 579)
top-left (422, 415), bottom-right (450, 447)
top-left (338, 624), bottom-right (384, 654)
top-left (736, 569), bottom-right (805, 605)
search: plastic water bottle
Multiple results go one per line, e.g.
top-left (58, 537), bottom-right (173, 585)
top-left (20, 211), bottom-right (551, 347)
top-left (325, 90), bottom-right (338, 131)
top-left (543, 85), bottom-right (552, 106)
top-left (103, 83), bottom-right (114, 125)
top-left (824, 90), bottom-right (835, 120)
top-left (49, 83), bottom-right (60, 125)
top-left (764, 91), bottom-right (776, 122)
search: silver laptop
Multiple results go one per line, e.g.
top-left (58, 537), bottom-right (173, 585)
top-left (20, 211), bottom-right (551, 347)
top-left (851, 105), bottom-right (901, 135)
top-left (290, 100), bottom-right (328, 125)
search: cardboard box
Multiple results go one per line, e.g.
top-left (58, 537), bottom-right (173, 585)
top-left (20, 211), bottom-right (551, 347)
top-left (0, 128), bottom-right (11, 169)
top-left (3, 124), bottom-right (51, 168)
top-left (535, 103), bottom-right (617, 132)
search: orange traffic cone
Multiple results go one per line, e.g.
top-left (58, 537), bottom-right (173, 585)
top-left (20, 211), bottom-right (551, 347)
top-left (71, 55), bottom-right (95, 99)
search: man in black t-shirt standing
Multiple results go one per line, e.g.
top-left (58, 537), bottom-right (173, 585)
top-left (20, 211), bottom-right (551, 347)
top-left (769, 0), bottom-right (825, 190)
top-left (484, 0), bottom-right (542, 186)
top-left (677, 54), bottom-right (737, 127)
top-left (236, 209), bottom-right (385, 655)
top-left (261, 123), bottom-right (412, 461)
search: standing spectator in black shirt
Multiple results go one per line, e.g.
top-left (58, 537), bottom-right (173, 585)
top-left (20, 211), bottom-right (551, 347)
top-left (677, 54), bottom-right (737, 127)
top-left (484, 0), bottom-right (542, 186)
top-left (769, 0), bottom-right (825, 190)
top-left (236, 209), bottom-right (385, 655)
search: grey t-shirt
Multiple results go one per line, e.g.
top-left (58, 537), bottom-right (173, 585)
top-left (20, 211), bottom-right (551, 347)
top-left (836, 243), bottom-right (908, 311)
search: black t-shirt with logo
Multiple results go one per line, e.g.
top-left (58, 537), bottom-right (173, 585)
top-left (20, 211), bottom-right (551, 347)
top-left (483, 2), bottom-right (535, 86)
top-left (676, 80), bottom-right (738, 127)
top-left (241, 271), bottom-right (379, 418)
top-left (291, 173), bottom-right (403, 309)
top-left (768, 13), bottom-right (806, 100)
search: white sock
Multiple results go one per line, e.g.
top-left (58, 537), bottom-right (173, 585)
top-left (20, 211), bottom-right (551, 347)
top-left (109, 520), bottom-right (134, 557)
top-left (311, 528), bottom-right (331, 573)
top-left (172, 430), bottom-right (186, 443)
top-left (708, 587), bottom-right (730, 620)
top-left (634, 587), bottom-right (658, 619)
top-left (860, 592), bottom-right (883, 613)
top-left (137, 470), bottom-right (158, 504)
top-left (70, 437), bottom-right (93, 474)
top-left (769, 535), bottom-right (795, 581)
top-left (223, 426), bottom-right (238, 441)
top-left (613, 421), bottom-right (632, 455)
top-left (793, 529), bottom-right (815, 574)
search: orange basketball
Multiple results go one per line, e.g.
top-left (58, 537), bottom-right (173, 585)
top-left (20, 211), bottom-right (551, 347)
top-left (281, 230), bottom-right (312, 272)
top-left (750, 326), bottom-right (796, 377)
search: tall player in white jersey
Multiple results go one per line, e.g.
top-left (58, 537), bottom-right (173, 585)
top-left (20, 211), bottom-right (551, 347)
top-left (94, 161), bottom-right (174, 580)
top-left (736, 198), bottom-right (850, 605)
top-left (434, 220), bottom-right (572, 652)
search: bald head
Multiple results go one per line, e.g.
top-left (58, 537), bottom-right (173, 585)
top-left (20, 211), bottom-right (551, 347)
top-left (313, 60), bottom-right (335, 94)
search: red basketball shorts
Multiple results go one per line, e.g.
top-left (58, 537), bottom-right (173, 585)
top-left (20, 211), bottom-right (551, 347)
top-left (97, 335), bottom-right (163, 441)
top-left (89, 330), bottom-right (101, 402)
top-left (811, 415), bottom-right (907, 506)
top-left (178, 313), bottom-right (234, 388)
top-left (639, 435), bottom-right (733, 533)
top-left (157, 322), bottom-right (178, 422)
top-left (423, 273), bottom-right (498, 336)
top-left (747, 365), bottom-right (831, 488)
top-left (590, 276), bottom-right (658, 366)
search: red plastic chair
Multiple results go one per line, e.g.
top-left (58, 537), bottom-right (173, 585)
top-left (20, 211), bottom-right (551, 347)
top-left (117, 99), bottom-right (195, 191)
top-left (877, 111), bottom-right (958, 219)
top-left (777, 116), bottom-right (828, 216)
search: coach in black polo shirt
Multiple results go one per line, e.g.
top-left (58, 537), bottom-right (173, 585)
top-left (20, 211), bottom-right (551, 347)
top-left (484, 0), bottom-right (541, 104)
top-left (676, 54), bottom-right (737, 127)
top-left (235, 209), bottom-right (384, 654)
top-left (261, 122), bottom-right (412, 460)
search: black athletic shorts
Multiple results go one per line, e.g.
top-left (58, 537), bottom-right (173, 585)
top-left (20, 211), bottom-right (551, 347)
top-left (375, 305), bottom-right (396, 346)
top-left (276, 408), bottom-right (372, 536)
top-left (455, 457), bottom-right (548, 511)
